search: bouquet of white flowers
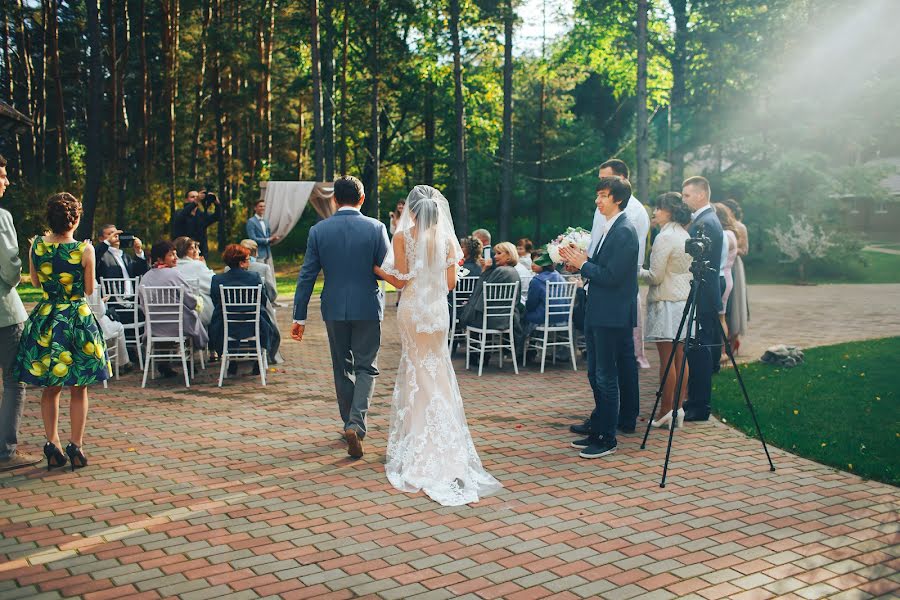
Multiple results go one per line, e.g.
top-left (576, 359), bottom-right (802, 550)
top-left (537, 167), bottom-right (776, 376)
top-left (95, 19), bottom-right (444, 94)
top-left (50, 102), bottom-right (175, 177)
top-left (546, 227), bottom-right (592, 263)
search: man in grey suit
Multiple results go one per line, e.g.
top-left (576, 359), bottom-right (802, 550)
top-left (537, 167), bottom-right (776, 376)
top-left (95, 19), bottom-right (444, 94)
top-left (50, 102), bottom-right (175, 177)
top-left (292, 175), bottom-right (390, 459)
top-left (246, 199), bottom-right (279, 270)
top-left (0, 156), bottom-right (39, 470)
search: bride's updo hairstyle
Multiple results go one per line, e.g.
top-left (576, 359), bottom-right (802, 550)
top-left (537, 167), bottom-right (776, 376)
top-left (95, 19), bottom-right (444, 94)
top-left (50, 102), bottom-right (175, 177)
top-left (47, 192), bottom-right (82, 234)
top-left (406, 185), bottom-right (440, 231)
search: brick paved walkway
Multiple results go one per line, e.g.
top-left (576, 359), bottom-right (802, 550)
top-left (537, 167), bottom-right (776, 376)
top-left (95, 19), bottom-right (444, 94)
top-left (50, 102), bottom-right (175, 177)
top-left (1, 291), bottom-right (898, 600)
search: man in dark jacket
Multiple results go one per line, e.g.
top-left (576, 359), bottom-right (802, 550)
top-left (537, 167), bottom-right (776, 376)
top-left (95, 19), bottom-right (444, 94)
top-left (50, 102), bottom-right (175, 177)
top-left (173, 189), bottom-right (221, 257)
top-left (560, 177), bottom-right (639, 460)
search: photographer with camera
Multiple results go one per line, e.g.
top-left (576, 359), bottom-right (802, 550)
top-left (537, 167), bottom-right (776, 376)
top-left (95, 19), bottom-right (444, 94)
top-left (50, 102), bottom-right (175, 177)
top-left (173, 188), bottom-right (221, 257)
top-left (680, 176), bottom-right (724, 422)
top-left (95, 224), bottom-right (149, 286)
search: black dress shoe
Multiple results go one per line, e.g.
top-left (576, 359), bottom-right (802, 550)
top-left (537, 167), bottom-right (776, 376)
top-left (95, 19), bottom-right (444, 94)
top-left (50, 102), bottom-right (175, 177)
top-left (569, 421), bottom-right (592, 435)
top-left (683, 412), bottom-right (709, 422)
top-left (617, 424), bottom-right (636, 434)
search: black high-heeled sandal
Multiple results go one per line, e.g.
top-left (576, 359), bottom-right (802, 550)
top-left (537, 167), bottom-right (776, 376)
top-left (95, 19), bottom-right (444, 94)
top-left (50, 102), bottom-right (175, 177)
top-left (64, 443), bottom-right (88, 472)
top-left (43, 442), bottom-right (67, 471)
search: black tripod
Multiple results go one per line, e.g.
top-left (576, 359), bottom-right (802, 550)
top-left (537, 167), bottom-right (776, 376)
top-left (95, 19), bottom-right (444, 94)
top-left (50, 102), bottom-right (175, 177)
top-left (640, 257), bottom-right (775, 488)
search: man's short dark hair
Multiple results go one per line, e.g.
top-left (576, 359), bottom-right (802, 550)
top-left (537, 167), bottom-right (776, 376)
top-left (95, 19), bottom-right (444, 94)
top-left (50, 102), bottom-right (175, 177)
top-left (682, 175), bottom-right (711, 198)
top-left (596, 176), bottom-right (632, 209)
top-left (334, 176), bottom-right (364, 205)
top-left (99, 223), bottom-right (117, 238)
top-left (254, 198), bottom-right (265, 207)
top-left (0, 155), bottom-right (7, 169)
top-left (599, 158), bottom-right (629, 180)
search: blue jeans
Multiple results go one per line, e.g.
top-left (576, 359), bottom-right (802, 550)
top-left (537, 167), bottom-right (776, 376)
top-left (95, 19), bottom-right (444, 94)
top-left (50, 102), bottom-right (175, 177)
top-left (586, 325), bottom-right (634, 445)
top-left (0, 323), bottom-right (26, 459)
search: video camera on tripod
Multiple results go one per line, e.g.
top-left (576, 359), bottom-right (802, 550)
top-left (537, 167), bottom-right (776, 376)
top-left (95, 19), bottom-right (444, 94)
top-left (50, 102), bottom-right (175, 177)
top-left (640, 222), bottom-right (775, 487)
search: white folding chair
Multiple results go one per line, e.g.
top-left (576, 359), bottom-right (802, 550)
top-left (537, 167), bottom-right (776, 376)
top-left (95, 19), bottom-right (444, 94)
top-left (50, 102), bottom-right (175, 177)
top-left (85, 292), bottom-right (121, 387)
top-left (101, 276), bottom-right (144, 370)
top-left (466, 281), bottom-right (520, 376)
top-left (523, 280), bottom-right (578, 373)
top-left (449, 276), bottom-right (479, 351)
top-left (141, 286), bottom-right (196, 388)
top-left (218, 285), bottom-right (267, 387)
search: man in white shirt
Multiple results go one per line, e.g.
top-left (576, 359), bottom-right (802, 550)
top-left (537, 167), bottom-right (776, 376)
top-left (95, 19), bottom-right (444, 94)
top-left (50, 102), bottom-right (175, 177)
top-left (588, 159), bottom-right (651, 370)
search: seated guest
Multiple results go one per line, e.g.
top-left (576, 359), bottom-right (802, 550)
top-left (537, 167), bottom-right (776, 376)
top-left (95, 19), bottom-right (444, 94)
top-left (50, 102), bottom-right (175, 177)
top-left (138, 240), bottom-right (209, 378)
top-left (640, 192), bottom-right (692, 429)
top-left (472, 229), bottom-right (493, 261)
top-left (459, 236), bottom-right (483, 277)
top-left (523, 252), bottom-right (566, 336)
top-left (209, 244), bottom-right (280, 374)
top-left (516, 238), bottom-right (534, 269)
top-left (94, 224), bottom-right (149, 329)
top-left (95, 224), bottom-right (149, 282)
top-left (173, 236), bottom-right (215, 326)
top-left (513, 247), bottom-right (533, 303)
top-left (460, 241), bottom-right (524, 347)
top-left (237, 239), bottom-right (278, 306)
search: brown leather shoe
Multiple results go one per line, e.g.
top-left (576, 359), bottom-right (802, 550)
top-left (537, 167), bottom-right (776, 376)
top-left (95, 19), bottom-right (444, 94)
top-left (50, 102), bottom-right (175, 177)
top-left (0, 450), bottom-right (42, 471)
top-left (345, 429), bottom-right (364, 459)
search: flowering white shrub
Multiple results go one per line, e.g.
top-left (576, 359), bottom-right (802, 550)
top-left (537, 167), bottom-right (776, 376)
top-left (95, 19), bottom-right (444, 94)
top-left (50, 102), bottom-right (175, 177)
top-left (768, 215), bottom-right (836, 281)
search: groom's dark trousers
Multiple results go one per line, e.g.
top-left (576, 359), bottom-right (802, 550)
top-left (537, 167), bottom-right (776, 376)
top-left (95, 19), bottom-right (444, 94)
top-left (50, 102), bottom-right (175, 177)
top-left (293, 208), bottom-right (391, 438)
top-left (579, 212), bottom-right (639, 445)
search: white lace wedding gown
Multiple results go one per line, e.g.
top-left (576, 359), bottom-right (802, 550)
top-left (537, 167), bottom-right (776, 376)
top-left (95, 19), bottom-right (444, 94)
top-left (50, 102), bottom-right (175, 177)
top-left (384, 229), bottom-right (503, 506)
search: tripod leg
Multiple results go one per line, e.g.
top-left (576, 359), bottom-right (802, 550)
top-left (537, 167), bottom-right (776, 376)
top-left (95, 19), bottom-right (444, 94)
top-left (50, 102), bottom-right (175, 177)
top-left (716, 318), bottom-right (776, 472)
top-left (641, 291), bottom-right (693, 449)
top-left (659, 295), bottom-right (696, 488)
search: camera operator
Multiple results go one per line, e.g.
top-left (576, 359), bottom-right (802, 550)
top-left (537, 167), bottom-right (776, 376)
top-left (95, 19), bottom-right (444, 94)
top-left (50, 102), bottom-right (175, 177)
top-left (173, 188), bottom-right (221, 257)
top-left (680, 176), bottom-right (724, 422)
top-left (95, 224), bottom-right (149, 284)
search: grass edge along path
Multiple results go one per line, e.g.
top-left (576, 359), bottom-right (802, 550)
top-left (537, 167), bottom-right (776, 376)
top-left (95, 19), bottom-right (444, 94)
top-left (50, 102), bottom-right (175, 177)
top-left (712, 336), bottom-right (900, 487)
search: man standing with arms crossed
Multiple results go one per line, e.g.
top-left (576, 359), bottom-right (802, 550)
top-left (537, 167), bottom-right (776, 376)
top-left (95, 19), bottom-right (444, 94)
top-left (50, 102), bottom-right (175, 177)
top-left (0, 155), bottom-right (39, 470)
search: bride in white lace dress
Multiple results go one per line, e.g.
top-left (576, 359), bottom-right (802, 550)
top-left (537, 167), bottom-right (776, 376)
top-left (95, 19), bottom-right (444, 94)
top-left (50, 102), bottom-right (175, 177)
top-left (375, 186), bottom-right (502, 506)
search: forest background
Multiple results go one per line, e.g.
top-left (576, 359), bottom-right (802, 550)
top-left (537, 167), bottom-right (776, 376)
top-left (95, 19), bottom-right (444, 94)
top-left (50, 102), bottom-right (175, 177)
top-left (1, 0), bottom-right (898, 277)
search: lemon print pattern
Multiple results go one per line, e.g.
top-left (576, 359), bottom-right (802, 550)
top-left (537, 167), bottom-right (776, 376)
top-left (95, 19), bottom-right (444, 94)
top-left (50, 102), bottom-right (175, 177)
top-left (15, 237), bottom-right (109, 387)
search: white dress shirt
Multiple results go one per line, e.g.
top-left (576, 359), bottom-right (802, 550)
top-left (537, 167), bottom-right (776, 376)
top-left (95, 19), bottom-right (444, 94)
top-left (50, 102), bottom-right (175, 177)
top-left (254, 214), bottom-right (268, 237)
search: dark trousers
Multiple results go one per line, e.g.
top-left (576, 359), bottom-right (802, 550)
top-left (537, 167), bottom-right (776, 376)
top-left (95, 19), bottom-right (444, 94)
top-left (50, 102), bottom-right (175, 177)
top-left (586, 325), bottom-right (635, 444)
top-left (686, 310), bottom-right (720, 418)
top-left (711, 276), bottom-right (726, 371)
top-left (324, 320), bottom-right (381, 438)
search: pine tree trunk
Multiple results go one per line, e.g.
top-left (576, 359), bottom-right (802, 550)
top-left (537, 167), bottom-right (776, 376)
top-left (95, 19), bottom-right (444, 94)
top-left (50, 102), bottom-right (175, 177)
top-left (161, 0), bottom-right (179, 232)
top-left (190, 0), bottom-right (211, 181)
top-left (449, 0), bottom-right (468, 235)
top-left (212, 0), bottom-right (227, 251)
top-left (81, 0), bottom-right (104, 240)
top-left (338, 0), bottom-right (349, 176)
top-left (310, 0), bottom-right (324, 181)
top-left (365, 0), bottom-right (379, 217)
top-left (38, 0), bottom-right (47, 171)
top-left (105, 0), bottom-right (119, 213)
top-left (137, 0), bottom-right (150, 191)
top-left (423, 81), bottom-right (434, 185)
top-left (669, 0), bottom-right (687, 189)
top-left (297, 97), bottom-right (305, 178)
top-left (321, 0), bottom-right (335, 181)
top-left (115, 0), bottom-right (129, 226)
top-left (48, 0), bottom-right (69, 182)
top-left (636, 0), bottom-right (649, 202)
top-left (14, 0), bottom-right (35, 177)
top-left (262, 0), bottom-right (275, 167)
top-left (499, 0), bottom-right (514, 240)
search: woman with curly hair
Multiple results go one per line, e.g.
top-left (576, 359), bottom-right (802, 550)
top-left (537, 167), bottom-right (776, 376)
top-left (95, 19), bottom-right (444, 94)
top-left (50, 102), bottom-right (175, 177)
top-left (16, 193), bottom-right (109, 471)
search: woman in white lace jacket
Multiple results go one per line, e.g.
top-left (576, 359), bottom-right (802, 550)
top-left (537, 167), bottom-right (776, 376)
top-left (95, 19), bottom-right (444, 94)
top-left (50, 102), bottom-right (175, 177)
top-left (640, 192), bottom-right (692, 429)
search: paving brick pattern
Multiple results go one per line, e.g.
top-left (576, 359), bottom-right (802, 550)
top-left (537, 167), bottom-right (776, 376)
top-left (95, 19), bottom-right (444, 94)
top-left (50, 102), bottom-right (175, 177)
top-left (1, 293), bottom-right (898, 599)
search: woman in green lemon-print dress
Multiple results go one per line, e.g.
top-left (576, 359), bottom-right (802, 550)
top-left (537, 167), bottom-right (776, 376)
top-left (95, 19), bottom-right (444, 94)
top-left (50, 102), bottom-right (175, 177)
top-left (15, 193), bottom-right (109, 472)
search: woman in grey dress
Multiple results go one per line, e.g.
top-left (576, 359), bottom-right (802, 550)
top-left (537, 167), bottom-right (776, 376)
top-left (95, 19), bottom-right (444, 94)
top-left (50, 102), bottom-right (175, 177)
top-left (722, 199), bottom-right (749, 354)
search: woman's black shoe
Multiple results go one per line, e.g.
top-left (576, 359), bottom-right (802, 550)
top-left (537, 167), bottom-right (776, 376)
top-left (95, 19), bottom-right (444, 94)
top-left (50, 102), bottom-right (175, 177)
top-left (43, 442), bottom-right (67, 471)
top-left (64, 443), bottom-right (88, 472)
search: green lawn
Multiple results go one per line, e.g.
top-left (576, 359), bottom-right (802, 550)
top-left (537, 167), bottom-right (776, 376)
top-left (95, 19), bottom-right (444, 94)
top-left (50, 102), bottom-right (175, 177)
top-left (747, 249), bottom-right (900, 285)
top-left (712, 337), bottom-right (900, 487)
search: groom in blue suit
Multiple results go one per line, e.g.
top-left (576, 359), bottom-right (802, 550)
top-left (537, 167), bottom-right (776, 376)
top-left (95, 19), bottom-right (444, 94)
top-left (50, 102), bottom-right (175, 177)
top-left (292, 176), bottom-right (390, 459)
